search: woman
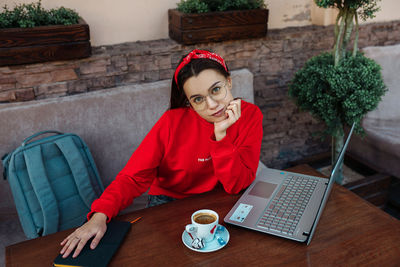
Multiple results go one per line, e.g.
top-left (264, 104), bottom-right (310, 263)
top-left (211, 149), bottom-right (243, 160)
top-left (60, 49), bottom-right (263, 258)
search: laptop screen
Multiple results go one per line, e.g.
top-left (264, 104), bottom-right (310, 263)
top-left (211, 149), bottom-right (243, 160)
top-left (306, 122), bottom-right (356, 244)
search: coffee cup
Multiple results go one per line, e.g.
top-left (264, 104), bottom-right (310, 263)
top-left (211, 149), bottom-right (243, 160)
top-left (185, 209), bottom-right (219, 243)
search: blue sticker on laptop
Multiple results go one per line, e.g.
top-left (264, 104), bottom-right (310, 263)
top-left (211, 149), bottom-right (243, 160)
top-left (230, 203), bottom-right (253, 223)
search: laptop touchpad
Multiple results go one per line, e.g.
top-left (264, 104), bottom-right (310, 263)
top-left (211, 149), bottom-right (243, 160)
top-left (249, 181), bottom-right (277, 199)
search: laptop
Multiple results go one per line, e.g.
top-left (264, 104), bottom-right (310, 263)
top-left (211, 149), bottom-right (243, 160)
top-left (224, 122), bottom-right (355, 245)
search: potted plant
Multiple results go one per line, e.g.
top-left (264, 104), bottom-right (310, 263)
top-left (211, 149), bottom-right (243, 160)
top-left (168, 0), bottom-right (269, 45)
top-left (0, 0), bottom-right (91, 66)
top-left (288, 0), bottom-right (386, 184)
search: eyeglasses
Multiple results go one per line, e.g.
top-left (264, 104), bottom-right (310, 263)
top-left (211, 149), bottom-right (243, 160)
top-left (188, 81), bottom-right (228, 111)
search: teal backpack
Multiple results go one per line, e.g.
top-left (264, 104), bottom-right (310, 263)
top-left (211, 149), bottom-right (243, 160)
top-left (2, 131), bottom-right (104, 239)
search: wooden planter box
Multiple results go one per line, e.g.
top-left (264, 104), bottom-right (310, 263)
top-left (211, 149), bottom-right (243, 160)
top-left (0, 18), bottom-right (91, 66)
top-left (168, 8), bottom-right (269, 45)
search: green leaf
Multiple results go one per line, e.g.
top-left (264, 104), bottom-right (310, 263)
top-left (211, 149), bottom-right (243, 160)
top-left (0, 0), bottom-right (79, 28)
top-left (288, 52), bottom-right (387, 137)
top-left (176, 0), bottom-right (265, 13)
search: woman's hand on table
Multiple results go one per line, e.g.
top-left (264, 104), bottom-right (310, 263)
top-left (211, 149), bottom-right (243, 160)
top-left (60, 212), bottom-right (107, 258)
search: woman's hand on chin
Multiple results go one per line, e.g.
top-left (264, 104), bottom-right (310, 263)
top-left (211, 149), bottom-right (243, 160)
top-left (214, 99), bottom-right (241, 141)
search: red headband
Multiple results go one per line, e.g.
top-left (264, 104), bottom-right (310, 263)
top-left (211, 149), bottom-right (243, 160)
top-left (174, 49), bottom-right (228, 87)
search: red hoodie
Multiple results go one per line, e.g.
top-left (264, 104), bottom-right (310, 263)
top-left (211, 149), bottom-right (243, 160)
top-left (90, 100), bottom-right (263, 221)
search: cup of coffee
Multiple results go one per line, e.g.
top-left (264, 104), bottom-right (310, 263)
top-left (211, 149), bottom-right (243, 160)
top-left (185, 209), bottom-right (219, 243)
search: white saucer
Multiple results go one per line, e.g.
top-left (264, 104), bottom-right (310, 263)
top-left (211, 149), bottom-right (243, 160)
top-left (182, 224), bottom-right (230, 253)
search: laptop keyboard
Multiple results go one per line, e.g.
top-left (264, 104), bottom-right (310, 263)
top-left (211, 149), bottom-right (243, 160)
top-left (256, 175), bottom-right (318, 235)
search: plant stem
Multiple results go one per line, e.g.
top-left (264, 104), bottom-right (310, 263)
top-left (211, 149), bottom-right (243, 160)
top-left (353, 11), bottom-right (359, 57)
top-left (342, 9), bottom-right (354, 58)
top-left (334, 11), bottom-right (346, 66)
top-left (334, 9), bottom-right (343, 50)
top-left (331, 126), bottom-right (345, 184)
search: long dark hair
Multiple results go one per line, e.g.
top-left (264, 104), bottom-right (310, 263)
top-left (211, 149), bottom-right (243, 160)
top-left (170, 52), bottom-right (230, 109)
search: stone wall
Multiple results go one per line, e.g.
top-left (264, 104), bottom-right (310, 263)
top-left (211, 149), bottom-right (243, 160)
top-left (1, 21), bottom-right (400, 168)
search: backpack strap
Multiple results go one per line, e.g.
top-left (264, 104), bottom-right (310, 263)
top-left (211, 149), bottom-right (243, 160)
top-left (2, 153), bottom-right (10, 180)
top-left (24, 146), bottom-right (59, 236)
top-left (54, 136), bottom-right (97, 210)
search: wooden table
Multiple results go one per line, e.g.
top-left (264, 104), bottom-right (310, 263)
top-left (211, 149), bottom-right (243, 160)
top-left (6, 164), bottom-right (400, 266)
